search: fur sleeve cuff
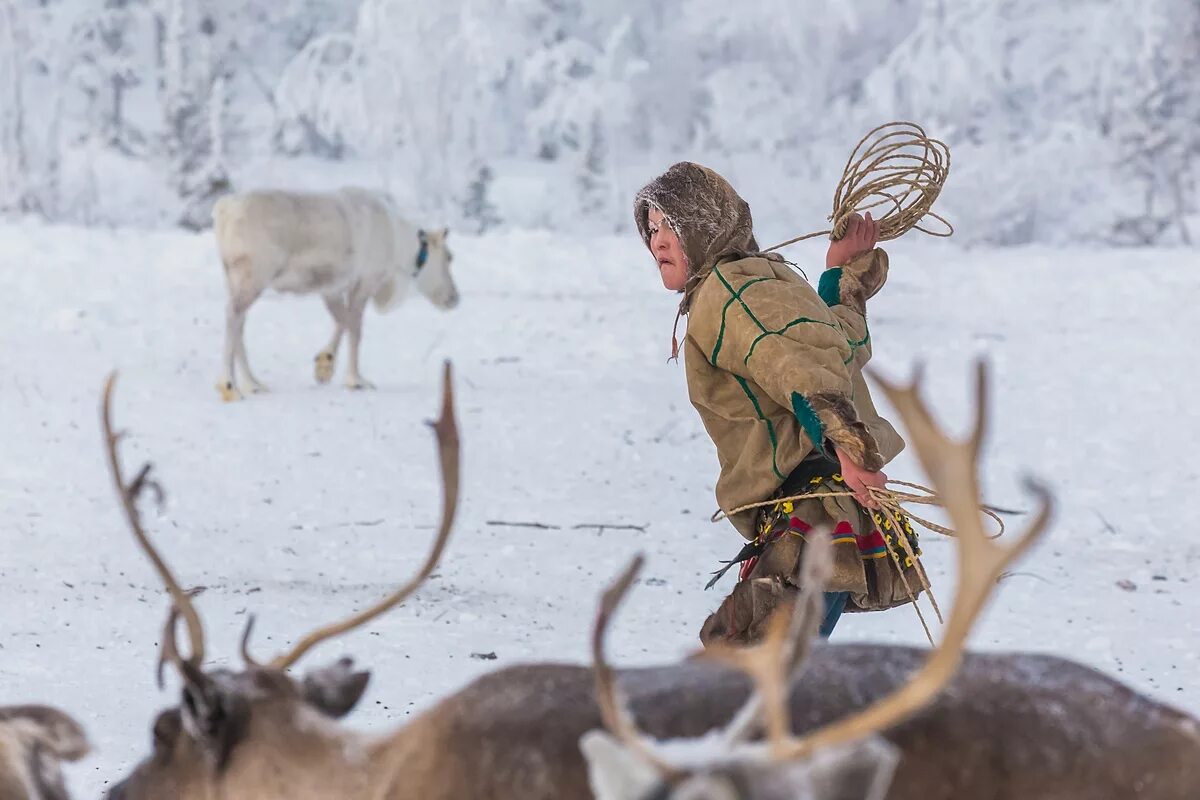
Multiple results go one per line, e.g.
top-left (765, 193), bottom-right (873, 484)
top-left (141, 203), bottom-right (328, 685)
top-left (821, 248), bottom-right (889, 315)
top-left (809, 392), bottom-right (884, 472)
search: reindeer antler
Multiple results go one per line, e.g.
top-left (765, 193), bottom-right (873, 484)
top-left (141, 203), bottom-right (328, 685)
top-left (157, 604), bottom-right (211, 692)
top-left (700, 530), bottom-right (834, 756)
top-left (239, 615), bottom-right (263, 669)
top-left (102, 372), bottom-right (207, 674)
top-left (262, 361), bottom-right (461, 671)
top-left (592, 555), bottom-right (682, 780)
top-left (779, 360), bottom-right (1053, 758)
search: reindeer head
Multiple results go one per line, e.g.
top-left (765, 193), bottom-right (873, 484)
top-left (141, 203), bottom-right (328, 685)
top-left (0, 705), bottom-right (89, 800)
top-left (101, 364), bottom-right (460, 800)
top-left (582, 541), bottom-right (899, 800)
top-left (581, 361), bottom-right (1053, 800)
top-left (581, 734), bottom-right (898, 800)
top-left (413, 227), bottom-right (459, 310)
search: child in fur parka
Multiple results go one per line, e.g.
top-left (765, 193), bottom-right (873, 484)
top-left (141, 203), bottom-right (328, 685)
top-left (633, 161), bottom-right (926, 645)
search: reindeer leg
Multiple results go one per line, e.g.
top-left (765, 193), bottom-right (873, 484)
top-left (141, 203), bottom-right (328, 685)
top-left (316, 294), bottom-right (346, 385)
top-left (343, 287), bottom-right (374, 391)
top-left (218, 262), bottom-right (265, 402)
top-left (218, 299), bottom-right (247, 402)
top-left (234, 307), bottom-right (267, 394)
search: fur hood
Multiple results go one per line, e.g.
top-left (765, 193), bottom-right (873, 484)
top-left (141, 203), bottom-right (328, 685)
top-left (633, 162), bottom-right (776, 311)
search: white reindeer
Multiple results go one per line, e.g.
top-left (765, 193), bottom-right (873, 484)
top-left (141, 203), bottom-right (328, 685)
top-left (212, 188), bottom-right (459, 401)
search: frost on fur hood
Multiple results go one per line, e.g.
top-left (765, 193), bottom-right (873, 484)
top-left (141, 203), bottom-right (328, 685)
top-left (634, 162), bottom-right (773, 311)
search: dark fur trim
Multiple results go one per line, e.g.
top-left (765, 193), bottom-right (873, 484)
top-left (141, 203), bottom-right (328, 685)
top-left (699, 576), bottom-right (797, 647)
top-left (809, 393), bottom-right (884, 472)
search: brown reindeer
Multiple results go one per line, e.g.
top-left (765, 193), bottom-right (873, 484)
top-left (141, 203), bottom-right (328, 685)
top-left (103, 362), bottom-right (1200, 799)
top-left (0, 705), bottom-right (89, 800)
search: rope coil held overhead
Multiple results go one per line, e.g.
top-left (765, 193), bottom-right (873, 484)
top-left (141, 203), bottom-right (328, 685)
top-left (766, 121), bottom-right (954, 252)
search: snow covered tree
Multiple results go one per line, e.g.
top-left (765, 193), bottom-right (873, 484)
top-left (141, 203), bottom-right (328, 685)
top-left (0, 0), bottom-right (30, 214)
top-left (519, 13), bottom-right (643, 228)
top-left (176, 67), bottom-right (231, 230)
top-left (1107, 0), bottom-right (1199, 244)
top-left (274, 32), bottom-right (361, 157)
top-left (68, 1), bottom-right (144, 154)
top-left (351, 0), bottom-right (523, 216)
top-left (459, 160), bottom-right (501, 233)
top-left (0, 0), bottom-right (73, 217)
top-left (155, 0), bottom-right (233, 229)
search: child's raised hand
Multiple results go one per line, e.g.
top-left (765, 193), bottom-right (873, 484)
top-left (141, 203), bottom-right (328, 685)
top-left (825, 211), bottom-right (880, 268)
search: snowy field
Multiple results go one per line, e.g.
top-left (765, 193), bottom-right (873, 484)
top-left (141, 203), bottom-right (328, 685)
top-left (0, 220), bottom-right (1197, 796)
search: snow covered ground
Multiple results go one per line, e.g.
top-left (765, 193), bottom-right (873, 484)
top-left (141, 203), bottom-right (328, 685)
top-left (0, 220), bottom-right (1197, 796)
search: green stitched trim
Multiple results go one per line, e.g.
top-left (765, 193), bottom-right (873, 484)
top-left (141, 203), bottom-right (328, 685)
top-left (791, 392), bottom-right (825, 449)
top-left (818, 268), bottom-right (843, 307)
top-left (710, 273), bottom-right (770, 366)
top-left (712, 269), bottom-right (769, 333)
top-left (843, 325), bottom-right (870, 364)
top-left (744, 316), bottom-right (841, 365)
top-left (711, 267), bottom-right (868, 369)
top-left (735, 376), bottom-right (785, 481)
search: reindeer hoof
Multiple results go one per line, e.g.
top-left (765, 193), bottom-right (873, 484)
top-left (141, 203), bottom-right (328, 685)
top-left (345, 377), bottom-right (376, 391)
top-left (245, 380), bottom-right (269, 395)
top-left (217, 380), bottom-right (244, 402)
top-left (315, 352), bottom-right (335, 384)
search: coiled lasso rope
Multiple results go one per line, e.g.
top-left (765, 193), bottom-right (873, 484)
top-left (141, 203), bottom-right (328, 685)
top-left (765, 120), bottom-right (954, 251)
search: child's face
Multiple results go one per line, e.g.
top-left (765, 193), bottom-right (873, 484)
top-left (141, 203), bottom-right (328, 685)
top-left (647, 206), bottom-right (688, 292)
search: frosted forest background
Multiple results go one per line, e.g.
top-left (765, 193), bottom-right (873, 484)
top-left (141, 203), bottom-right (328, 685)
top-left (1, 0), bottom-right (1198, 246)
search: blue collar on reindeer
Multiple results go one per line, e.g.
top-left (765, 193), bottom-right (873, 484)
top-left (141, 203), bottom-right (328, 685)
top-left (415, 230), bottom-right (430, 272)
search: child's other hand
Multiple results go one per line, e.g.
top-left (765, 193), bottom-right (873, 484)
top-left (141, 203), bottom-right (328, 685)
top-left (825, 211), bottom-right (880, 268)
top-left (835, 445), bottom-right (887, 509)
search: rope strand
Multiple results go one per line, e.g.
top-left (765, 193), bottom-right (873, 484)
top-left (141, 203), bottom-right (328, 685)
top-left (711, 480), bottom-right (1006, 541)
top-left (710, 479), bottom-right (1004, 646)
